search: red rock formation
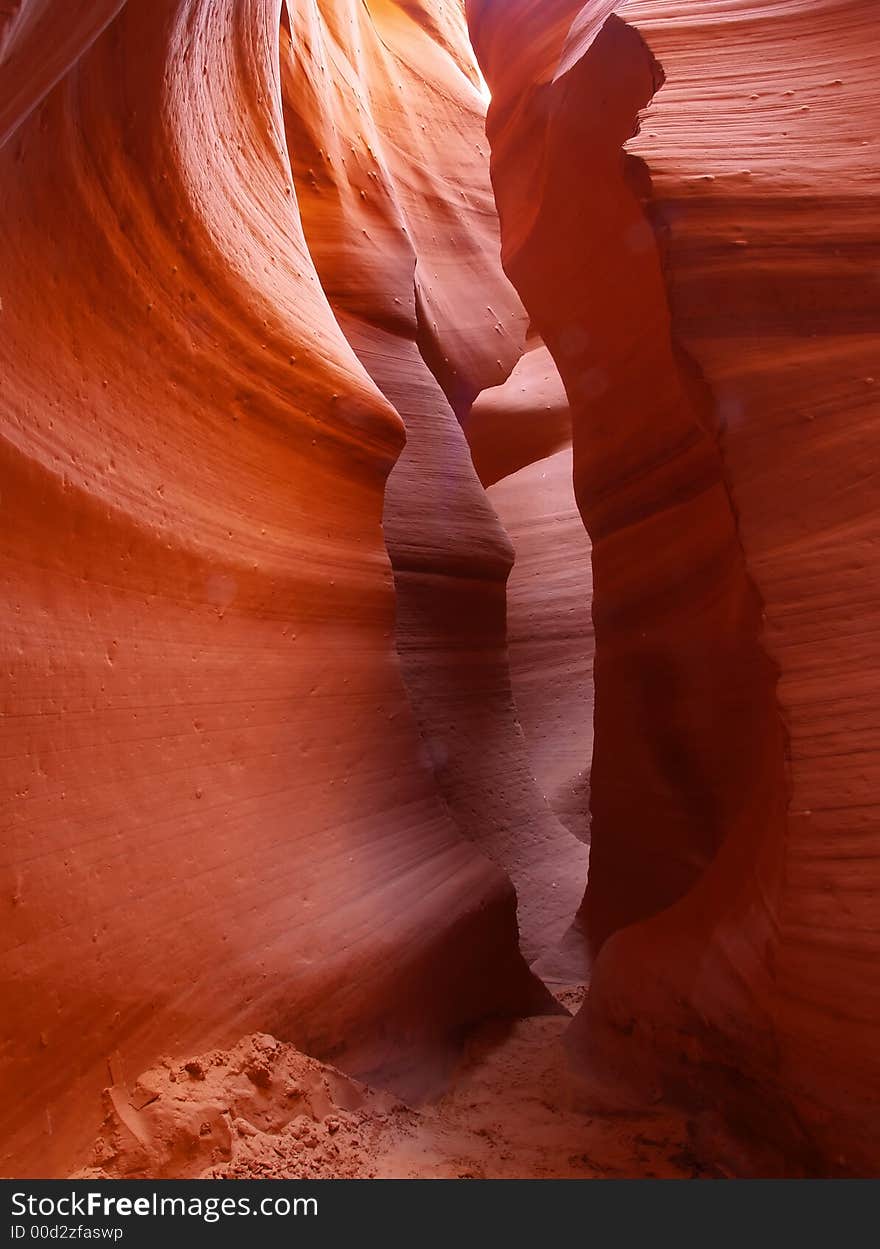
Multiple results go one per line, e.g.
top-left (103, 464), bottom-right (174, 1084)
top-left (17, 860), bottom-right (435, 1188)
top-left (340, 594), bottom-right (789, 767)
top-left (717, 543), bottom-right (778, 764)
top-left (488, 448), bottom-right (594, 841)
top-left (466, 345), bottom-right (594, 842)
top-left (278, 0), bottom-right (588, 961)
top-left (0, 0), bottom-right (557, 1178)
top-left (468, 0), bottom-right (879, 1174)
top-left (466, 341), bottom-right (572, 488)
top-left (0, 0), bottom-right (126, 146)
top-left (3, 0), bottom-right (879, 1181)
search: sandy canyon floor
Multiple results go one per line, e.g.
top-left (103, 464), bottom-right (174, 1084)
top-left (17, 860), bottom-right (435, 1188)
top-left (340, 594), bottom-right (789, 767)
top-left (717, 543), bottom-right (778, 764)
top-left (78, 987), bottom-right (714, 1181)
top-left (369, 993), bottom-right (710, 1180)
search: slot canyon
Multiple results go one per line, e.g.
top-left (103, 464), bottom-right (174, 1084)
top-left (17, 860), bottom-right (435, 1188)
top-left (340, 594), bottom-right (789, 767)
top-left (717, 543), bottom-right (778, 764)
top-left (1, 0), bottom-right (878, 1180)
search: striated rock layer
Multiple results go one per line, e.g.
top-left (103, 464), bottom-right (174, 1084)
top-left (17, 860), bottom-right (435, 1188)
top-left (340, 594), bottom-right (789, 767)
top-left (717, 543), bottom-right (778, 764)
top-left (618, 0), bottom-right (880, 1173)
top-left (0, 0), bottom-right (562, 1178)
top-left (279, 0), bottom-right (588, 962)
top-left (468, 0), bottom-right (879, 1174)
top-left (3, 0), bottom-right (879, 1181)
top-left (488, 447), bottom-right (594, 841)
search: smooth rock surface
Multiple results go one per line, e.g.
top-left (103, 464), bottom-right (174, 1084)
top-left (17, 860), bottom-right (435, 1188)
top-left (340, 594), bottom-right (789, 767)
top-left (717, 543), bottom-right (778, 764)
top-left (468, 0), bottom-right (879, 1174)
top-left (0, 0), bottom-right (554, 1177)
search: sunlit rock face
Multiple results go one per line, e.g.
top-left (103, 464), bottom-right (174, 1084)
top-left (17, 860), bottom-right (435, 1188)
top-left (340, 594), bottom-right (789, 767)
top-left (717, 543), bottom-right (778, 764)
top-left (0, 0), bottom-right (564, 1178)
top-left (467, 345), bottom-right (594, 847)
top-left (279, 1), bottom-right (588, 964)
top-left (468, 0), bottom-right (879, 1175)
top-left (488, 447), bottom-right (594, 843)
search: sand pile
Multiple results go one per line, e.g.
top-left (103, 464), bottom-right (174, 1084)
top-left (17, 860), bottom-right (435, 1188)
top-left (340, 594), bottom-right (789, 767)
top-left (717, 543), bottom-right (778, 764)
top-left (75, 1033), bottom-right (403, 1180)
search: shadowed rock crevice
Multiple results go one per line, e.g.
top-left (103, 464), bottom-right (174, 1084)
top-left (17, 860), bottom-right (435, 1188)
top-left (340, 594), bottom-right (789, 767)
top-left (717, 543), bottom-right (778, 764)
top-left (278, 0), bottom-right (589, 969)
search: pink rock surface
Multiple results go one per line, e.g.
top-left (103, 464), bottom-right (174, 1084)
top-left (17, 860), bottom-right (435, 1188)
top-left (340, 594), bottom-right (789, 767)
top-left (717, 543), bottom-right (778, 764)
top-left (0, 0), bottom-right (553, 1177)
top-left (468, 0), bottom-right (880, 1173)
top-left (466, 342), bottom-right (573, 488)
top-left (489, 448), bottom-right (594, 841)
top-left (279, 0), bottom-right (588, 962)
top-left (3, 0), bottom-right (879, 1180)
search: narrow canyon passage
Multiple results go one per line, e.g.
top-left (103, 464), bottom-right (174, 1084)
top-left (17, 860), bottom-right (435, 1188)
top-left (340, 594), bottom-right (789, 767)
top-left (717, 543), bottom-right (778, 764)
top-left (1, 0), bottom-right (878, 1182)
top-left (488, 446), bottom-right (594, 843)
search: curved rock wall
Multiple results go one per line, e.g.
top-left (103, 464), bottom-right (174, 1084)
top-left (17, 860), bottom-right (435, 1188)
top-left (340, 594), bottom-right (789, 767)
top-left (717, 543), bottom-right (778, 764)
top-left (469, 0), bottom-right (784, 955)
top-left (0, 0), bottom-right (553, 1178)
top-left (619, 0), bottom-right (880, 1177)
top-left (466, 342), bottom-right (573, 489)
top-left (0, 0), bottom-right (126, 146)
top-left (488, 447), bottom-right (594, 842)
top-left (467, 0), bottom-right (879, 1174)
top-left (3, 0), bottom-right (878, 1180)
top-left (278, 0), bottom-right (588, 961)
